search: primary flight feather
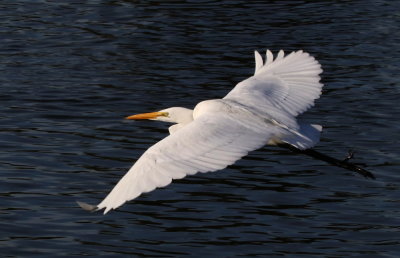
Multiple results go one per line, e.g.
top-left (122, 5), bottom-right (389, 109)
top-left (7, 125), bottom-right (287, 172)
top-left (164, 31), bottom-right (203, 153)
top-left (79, 49), bottom-right (323, 214)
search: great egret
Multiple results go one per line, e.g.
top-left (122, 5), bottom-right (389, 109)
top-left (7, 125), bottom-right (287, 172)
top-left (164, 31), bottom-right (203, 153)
top-left (78, 49), bottom-right (374, 214)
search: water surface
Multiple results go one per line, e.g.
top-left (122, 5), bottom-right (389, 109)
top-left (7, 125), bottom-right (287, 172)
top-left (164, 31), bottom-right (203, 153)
top-left (1, 0), bottom-right (399, 257)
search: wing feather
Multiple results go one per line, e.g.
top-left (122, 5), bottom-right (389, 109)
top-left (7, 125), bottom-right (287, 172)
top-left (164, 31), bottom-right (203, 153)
top-left (225, 50), bottom-right (323, 121)
top-left (254, 50), bottom-right (263, 74)
top-left (265, 49), bottom-right (274, 65)
top-left (97, 113), bottom-right (276, 214)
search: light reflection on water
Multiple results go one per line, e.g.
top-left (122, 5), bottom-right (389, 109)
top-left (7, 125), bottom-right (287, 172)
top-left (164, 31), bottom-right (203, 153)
top-left (0, 0), bottom-right (399, 257)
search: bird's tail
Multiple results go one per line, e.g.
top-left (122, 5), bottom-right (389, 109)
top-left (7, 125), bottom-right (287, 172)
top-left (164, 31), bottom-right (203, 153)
top-left (280, 123), bottom-right (322, 150)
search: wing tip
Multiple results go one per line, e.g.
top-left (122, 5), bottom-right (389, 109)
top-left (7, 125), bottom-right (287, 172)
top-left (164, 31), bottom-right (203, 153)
top-left (265, 49), bottom-right (274, 65)
top-left (254, 49), bottom-right (321, 71)
top-left (76, 201), bottom-right (100, 213)
top-left (254, 50), bottom-right (264, 74)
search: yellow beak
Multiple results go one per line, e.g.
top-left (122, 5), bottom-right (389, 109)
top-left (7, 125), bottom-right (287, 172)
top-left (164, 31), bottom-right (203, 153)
top-left (125, 112), bottom-right (167, 120)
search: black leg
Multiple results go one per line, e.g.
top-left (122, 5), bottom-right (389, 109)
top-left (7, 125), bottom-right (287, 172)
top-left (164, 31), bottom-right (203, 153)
top-left (277, 143), bottom-right (376, 179)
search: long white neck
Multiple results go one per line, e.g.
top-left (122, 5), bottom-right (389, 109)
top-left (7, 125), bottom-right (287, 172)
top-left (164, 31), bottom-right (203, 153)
top-left (157, 107), bottom-right (193, 134)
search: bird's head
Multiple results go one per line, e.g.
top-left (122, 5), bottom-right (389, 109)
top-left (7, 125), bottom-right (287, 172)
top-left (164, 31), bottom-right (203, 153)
top-left (126, 107), bottom-right (193, 124)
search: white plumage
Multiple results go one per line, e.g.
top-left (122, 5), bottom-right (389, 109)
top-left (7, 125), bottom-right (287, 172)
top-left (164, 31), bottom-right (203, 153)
top-left (80, 49), bottom-right (323, 214)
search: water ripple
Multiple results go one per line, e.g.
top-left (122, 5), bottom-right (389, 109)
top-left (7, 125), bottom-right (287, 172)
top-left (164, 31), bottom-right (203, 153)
top-left (0, 0), bottom-right (399, 257)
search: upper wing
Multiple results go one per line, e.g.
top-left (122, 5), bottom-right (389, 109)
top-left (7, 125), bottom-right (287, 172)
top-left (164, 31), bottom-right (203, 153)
top-left (224, 50), bottom-right (323, 124)
top-left (97, 112), bottom-right (279, 214)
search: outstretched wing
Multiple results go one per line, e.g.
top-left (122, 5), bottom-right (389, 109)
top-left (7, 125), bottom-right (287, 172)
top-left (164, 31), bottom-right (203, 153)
top-left (225, 50), bottom-right (323, 125)
top-left (96, 112), bottom-right (279, 214)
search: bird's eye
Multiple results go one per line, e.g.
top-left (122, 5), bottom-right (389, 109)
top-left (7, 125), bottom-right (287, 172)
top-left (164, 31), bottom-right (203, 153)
top-left (161, 112), bottom-right (169, 117)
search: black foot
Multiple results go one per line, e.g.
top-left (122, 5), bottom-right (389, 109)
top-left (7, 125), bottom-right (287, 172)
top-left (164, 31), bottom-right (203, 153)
top-left (343, 149), bottom-right (355, 163)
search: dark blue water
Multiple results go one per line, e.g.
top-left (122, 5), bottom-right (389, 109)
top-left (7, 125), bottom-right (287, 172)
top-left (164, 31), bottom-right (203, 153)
top-left (1, 0), bottom-right (399, 257)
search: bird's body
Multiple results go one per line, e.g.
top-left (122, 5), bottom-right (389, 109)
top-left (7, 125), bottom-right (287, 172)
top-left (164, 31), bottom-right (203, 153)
top-left (79, 49), bottom-right (328, 214)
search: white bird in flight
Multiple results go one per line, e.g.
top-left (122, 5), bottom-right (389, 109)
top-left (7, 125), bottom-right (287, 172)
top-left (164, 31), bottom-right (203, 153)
top-left (78, 49), bottom-right (373, 215)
